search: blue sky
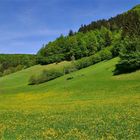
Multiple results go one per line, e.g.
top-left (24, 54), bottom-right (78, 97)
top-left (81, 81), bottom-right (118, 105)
top-left (0, 0), bottom-right (140, 54)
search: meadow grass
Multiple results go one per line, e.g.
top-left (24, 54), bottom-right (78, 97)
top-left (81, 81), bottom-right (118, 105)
top-left (0, 58), bottom-right (140, 139)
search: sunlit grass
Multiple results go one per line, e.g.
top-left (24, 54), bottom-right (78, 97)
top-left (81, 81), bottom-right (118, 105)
top-left (0, 58), bottom-right (140, 139)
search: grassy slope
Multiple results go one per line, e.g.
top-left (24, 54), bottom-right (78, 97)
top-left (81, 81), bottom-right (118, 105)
top-left (0, 58), bottom-right (140, 139)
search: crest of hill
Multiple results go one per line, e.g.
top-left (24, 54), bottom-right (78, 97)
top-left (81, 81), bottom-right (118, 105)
top-left (132, 4), bottom-right (140, 12)
top-left (78, 4), bottom-right (140, 33)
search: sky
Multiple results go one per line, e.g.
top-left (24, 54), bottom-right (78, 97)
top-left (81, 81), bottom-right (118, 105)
top-left (0, 0), bottom-right (140, 54)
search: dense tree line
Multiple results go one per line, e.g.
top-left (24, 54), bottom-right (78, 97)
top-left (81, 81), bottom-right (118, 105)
top-left (78, 6), bottom-right (140, 37)
top-left (37, 27), bottom-right (121, 64)
top-left (0, 54), bottom-right (36, 76)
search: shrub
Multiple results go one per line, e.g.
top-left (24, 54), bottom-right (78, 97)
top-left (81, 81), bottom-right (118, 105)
top-left (29, 69), bottom-right (64, 85)
top-left (36, 56), bottom-right (49, 65)
top-left (15, 65), bottom-right (24, 71)
top-left (98, 48), bottom-right (113, 60)
top-left (90, 53), bottom-right (102, 64)
top-left (1, 65), bottom-right (24, 77)
top-left (114, 38), bottom-right (140, 74)
top-left (112, 40), bottom-right (125, 56)
top-left (74, 57), bottom-right (92, 70)
top-left (28, 75), bottom-right (38, 85)
top-left (63, 65), bottom-right (77, 74)
top-left (3, 69), bottom-right (12, 76)
top-left (36, 54), bottom-right (65, 65)
top-left (114, 52), bottom-right (140, 74)
top-left (66, 77), bottom-right (74, 80)
top-left (0, 54), bottom-right (36, 77)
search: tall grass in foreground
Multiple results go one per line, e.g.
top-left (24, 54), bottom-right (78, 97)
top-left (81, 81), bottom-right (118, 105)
top-left (0, 58), bottom-right (139, 139)
top-left (0, 95), bottom-right (139, 139)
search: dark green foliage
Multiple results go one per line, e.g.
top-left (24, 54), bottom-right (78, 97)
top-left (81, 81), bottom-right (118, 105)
top-left (36, 56), bottom-right (48, 65)
top-left (121, 11), bottom-right (140, 37)
top-left (115, 52), bottom-right (140, 74)
top-left (112, 41), bottom-right (123, 57)
top-left (36, 54), bottom-right (65, 65)
top-left (114, 38), bottom-right (140, 74)
top-left (68, 30), bottom-right (75, 36)
top-left (78, 7), bottom-right (140, 37)
top-left (0, 54), bottom-right (36, 77)
top-left (66, 77), bottom-right (74, 80)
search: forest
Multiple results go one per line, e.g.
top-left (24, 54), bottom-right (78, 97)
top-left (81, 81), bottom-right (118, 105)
top-left (0, 54), bottom-right (36, 77)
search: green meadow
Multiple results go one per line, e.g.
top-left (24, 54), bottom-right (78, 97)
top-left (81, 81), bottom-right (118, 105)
top-left (0, 58), bottom-right (140, 139)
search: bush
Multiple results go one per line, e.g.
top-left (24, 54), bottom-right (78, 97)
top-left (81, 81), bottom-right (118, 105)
top-left (66, 77), bottom-right (74, 80)
top-left (36, 56), bottom-right (49, 65)
top-left (74, 57), bottom-right (92, 70)
top-left (114, 38), bottom-right (140, 74)
top-left (29, 69), bottom-right (64, 85)
top-left (90, 53), bottom-right (102, 64)
top-left (112, 40), bottom-right (125, 56)
top-left (15, 65), bottom-right (24, 71)
top-left (3, 69), bottom-right (12, 76)
top-left (114, 52), bottom-right (140, 74)
top-left (98, 48), bottom-right (113, 60)
top-left (1, 65), bottom-right (24, 77)
top-left (28, 75), bottom-right (38, 85)
top-left (63, 65), bottom-right (77, 74)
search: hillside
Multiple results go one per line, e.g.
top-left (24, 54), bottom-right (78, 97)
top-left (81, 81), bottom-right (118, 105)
top-left (37, 4), bottom-right (140, 67)
top-left (78, 4), bottom-right (140, 34)
top-left (132, 4), bottom-right (140, 12)
top-left (0, 54), bottom-right (36, 77)
top-left (0, 58), bottom-right (140, 139)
